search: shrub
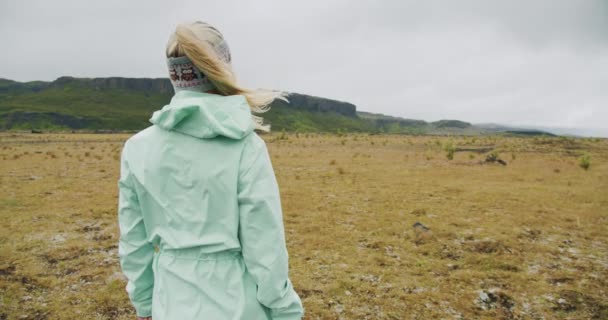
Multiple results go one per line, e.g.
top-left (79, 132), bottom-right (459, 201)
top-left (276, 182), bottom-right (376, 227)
top-left (443, 141), bottom-right (456, 160)
top-left (279, 129), bottom-right (288, 140)
top-left (579, 153), bottom-right (591, 170)
top-left (486, 151), bottom-right (499, 162)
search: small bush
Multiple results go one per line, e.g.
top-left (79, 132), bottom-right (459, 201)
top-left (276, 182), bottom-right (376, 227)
top-left (579, 153), bottom-right (591, 170)
top-left (443, 141), bottom-right (456, 160)
top-left (279, 129), bottom-right (288, 140)
top-left (486, 151), bottom-right (500, 162)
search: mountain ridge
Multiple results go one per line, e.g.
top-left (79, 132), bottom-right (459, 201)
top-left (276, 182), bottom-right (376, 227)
top-left (0, 76), bottom-right (576, 136)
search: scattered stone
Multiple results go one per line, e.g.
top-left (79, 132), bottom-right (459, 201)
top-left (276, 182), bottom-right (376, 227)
top-left (518, 228), bottom-right (541, 241)
top-left (82, 224), bottom-right (101, 232)
top-left (439, 244), bottom-right (462, 260)
top-left (0, 263), bottom-right (16, 276)
top-left (333, 303), bottom-right (344, 314)
top-left (412, 222), bottom-right (430, 232)
top-left (550, 289), bottom-right (608, 318)
top-left (358, 274), bottom-right (380, 284)
top-left (384, 246), bottom-right (400, 260)
top-left (446, 263), bottom-right (459, 271)
top-left (547, 276), bottom-right (574, 286)
top-left (105, 271), bottom-right (127, 284)
top-left (50, 234), bottom-right (66, 243)
top-left (413, 222), bottom-right (433, 245)
top-left (410, 208), bottom-right (427, 216)
top-left (475, 288), bottom-right (515, 318)
top-left (464, 239), bottom-right (506, 254)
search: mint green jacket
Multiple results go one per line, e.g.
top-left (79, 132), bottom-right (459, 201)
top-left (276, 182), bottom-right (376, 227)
top-left (117, 90), bottom-right (304, 319)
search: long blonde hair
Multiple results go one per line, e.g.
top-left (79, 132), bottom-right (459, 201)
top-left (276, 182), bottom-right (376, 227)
top-left (166, 21), bottom-right (286, 133)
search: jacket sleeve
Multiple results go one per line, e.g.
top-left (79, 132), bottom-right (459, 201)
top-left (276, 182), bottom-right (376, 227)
top-left (237, 135), bottom-right (304, 320)
top-left (117, 143), bottom-right (155, 317)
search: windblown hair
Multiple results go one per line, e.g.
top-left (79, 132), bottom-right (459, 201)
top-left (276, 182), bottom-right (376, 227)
top-left (166, 21), bottom-right (286, 133)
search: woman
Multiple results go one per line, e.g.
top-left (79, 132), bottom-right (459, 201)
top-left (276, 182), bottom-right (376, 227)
top-left (117, 21), bottom-right (304, 320)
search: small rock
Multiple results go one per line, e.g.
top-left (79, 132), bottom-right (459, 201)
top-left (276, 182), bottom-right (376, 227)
top-left (51, 234), bottom-right (66, 243)
top-left (475, 288), bottom-right (515, 317)
top-left (333, 303), bottom-right (344, 314)
top-left (413, 222), bottom-right (433, 244)
top-left (412, 222), bottom-right (430, 232)
top-left (410, 209), bottom-right (427, 216)
top-left (106, 271), bottom-right (127, 284)
top-left (446, 264), bottom-right (459, 271)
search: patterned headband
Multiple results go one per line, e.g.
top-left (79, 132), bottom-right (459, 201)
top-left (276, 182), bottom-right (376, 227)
top-left (167, 39), bottom-right (231, 93)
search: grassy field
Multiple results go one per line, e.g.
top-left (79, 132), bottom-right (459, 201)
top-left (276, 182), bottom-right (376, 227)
top-left (0, 132), bottom-right (606, 319)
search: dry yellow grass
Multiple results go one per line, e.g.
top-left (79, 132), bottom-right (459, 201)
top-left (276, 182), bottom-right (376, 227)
top-left (0, 132), bottom-right (607, 319)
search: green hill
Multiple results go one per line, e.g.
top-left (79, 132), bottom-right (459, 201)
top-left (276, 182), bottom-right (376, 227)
top-left (0, 77), bottom-right (171, 130)
top-left (0, 76), bottom-right (529, 136)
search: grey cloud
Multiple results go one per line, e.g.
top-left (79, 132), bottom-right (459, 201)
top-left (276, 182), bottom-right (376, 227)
top-left (0, 0), bottom-right (606, 134)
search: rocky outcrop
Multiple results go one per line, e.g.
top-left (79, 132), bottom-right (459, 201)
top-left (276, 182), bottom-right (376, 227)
top-left (52, 77), bottom-right (174, 94)
top-left (272, 93), bottom-right (357, 117)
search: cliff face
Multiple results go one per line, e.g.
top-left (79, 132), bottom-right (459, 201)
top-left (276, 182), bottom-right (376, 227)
top-left (273, 93), bottom-right (357, 117)
top-left (0, 77), bottom-right (175, 95)
top-left (51, 77), bottom-right (175, 94)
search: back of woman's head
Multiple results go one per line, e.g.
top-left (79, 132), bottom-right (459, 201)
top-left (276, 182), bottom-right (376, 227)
top-left (166, 21), bottom-right (285, 132)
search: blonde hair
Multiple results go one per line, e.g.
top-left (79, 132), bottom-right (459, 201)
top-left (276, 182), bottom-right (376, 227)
top-left (166, 21), bottom-right (286, 133)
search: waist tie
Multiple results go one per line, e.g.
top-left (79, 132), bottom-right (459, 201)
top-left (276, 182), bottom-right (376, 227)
top-left (157, 244), bottom-right (242, 261)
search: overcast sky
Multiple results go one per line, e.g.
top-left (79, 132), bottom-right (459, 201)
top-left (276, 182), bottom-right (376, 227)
top-left (1, 0), bottom-right (607, 135)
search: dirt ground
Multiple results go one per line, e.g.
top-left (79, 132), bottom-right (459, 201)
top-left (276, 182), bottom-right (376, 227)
top-left (0, 132), bottom-right (607, 319)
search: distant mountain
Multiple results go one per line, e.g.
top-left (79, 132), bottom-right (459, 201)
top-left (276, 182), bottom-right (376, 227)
top-left (475, 123), bottom-right (607, 138)
top-left (0, 76), bottom-right (593, 137)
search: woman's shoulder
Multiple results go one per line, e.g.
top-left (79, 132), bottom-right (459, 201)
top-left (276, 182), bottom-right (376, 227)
top-left (241, 130), bottom-right (268, 152)
top-left (122, 126), bottom-right (158, 149)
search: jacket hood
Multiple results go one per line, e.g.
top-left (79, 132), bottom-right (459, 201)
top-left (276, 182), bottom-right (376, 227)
top-left (149, 90), bottom-right (255, 140)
